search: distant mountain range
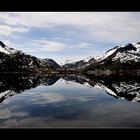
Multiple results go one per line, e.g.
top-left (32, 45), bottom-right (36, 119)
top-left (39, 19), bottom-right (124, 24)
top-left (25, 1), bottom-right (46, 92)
top-left (0, 41), bottom-right (60, 72)
top-left (62, 58), bottom-right (96, 70)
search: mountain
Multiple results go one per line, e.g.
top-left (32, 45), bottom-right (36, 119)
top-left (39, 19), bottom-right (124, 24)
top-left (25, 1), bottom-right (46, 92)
top-left (82, 42), bottom-right (140, 73)
top-left (63, 59), bottom-right (76, 65)
top-left (96, 42), bottom-right (140, 63)
top-left (40, 58), bottom-right (61, 70)
top-left (62, 60), bottom-right (87, 70)
top-left (0, 41), bottom-right (60, 72)
top-left (62, 57), bottom-right (96, 71)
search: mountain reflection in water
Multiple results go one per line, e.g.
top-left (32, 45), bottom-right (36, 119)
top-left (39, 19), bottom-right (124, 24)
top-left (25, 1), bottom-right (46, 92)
top-left (0, 73), bottom-right (140, 103)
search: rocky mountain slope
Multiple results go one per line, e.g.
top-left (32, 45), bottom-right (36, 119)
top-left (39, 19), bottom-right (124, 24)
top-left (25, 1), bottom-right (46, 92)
top-left (0, 41), bottom-right (60, 72)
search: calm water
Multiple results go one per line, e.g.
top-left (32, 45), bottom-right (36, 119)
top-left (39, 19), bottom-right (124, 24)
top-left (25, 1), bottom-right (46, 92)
top-left (0, 73), bottom-right (140, 128)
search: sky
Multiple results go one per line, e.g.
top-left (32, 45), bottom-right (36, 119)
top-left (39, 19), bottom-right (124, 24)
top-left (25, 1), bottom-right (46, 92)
top-left (0, 12), bottom-right (140, 65)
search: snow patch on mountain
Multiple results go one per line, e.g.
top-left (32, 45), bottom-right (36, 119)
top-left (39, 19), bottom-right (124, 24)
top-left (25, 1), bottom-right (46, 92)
top-left (83, 82), bottom-right (92, 88)
top-left (0, 41), bottom-right (18, 54)
top-left (96, 48), bottom-right (117, 62)
top-left (0, 47), bottom-right (11, 54)
top-left (96, 45), bottom-right (125, 62)
top-left (83, 56), bottom-right (93, 62)
top-left (93, 81), bottom-right (140, 102)
top-left (112, 82), bottom-right (140, 95)
top-left (94, 84), bottom-right (103, 89)
top-left (95, 82), bottom-right (117, 97)
top-left (0, 90), bottom-right (17, 101)
top-left (112, 51), bottom-right (140, 63)
top-left (63, 59), bottom-right (76, 65)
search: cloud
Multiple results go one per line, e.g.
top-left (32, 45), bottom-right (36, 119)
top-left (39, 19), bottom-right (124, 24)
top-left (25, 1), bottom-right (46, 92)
top-left (31, 40), bottom-right (66, 52)
top-left (74, 42), bottom-right (92, 49)
top-left (0, 12), bottom-right (91, 27)
top-left (13, 27), bottom-right (29, 33)
top-left (0, 12), bottom-right (137, 28)
top-left (0, 25), bottom-right (28, 36)
top-left (30, 39), bottom-right (93, 53)
top-left (0, 25), bottom-right (13, 36)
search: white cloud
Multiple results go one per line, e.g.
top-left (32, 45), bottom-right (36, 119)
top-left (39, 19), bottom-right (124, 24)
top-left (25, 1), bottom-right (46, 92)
top-left (13, 27), bottom-right (29, 33)
top-left (74, 42), bottom-right (92, 49)
top-left (0, 25), bottom-right (13, 36)
top-left (31, 40), bottom-right (66, 52)
top-left (0, 25), bottom-right (28, 36)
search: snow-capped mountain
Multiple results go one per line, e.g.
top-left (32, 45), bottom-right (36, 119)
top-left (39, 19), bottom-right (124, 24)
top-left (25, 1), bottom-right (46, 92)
top-left (0, 41), bottom-right (60, 72)
top-left (82, 42), bottom-right (140, 72)
top-left (96, 42), bottom-right (140, 63)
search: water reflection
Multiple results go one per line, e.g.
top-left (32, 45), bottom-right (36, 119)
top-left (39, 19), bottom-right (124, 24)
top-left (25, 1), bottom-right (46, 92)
top-left (0, 74), bottom-right (61, 103)
top-left (0, 73), bottom-right (140, 103)
top-left (0, 73), bottom-right (140, 127)
top-left (84, 74), bottom-right (140, 102)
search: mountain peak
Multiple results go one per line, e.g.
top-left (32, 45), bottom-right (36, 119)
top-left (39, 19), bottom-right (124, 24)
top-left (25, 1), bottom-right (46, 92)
top-left (0, 41), bottom-right (18, 55)
top-left (118, 43), bottom-right (137, 52)
top-left (0, 41), bottom-right (6, 48)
